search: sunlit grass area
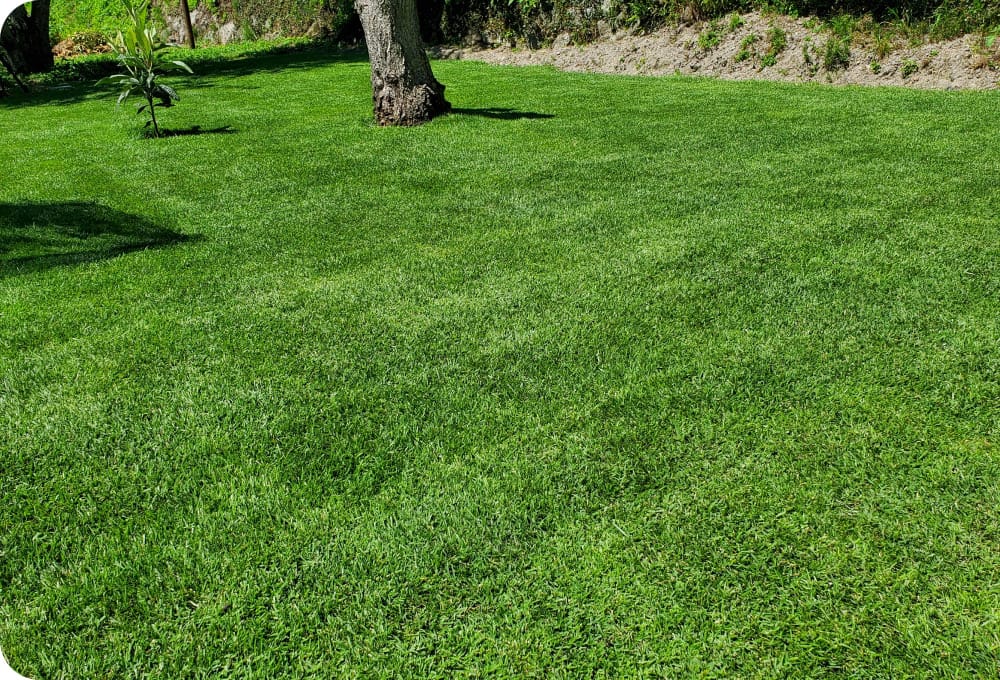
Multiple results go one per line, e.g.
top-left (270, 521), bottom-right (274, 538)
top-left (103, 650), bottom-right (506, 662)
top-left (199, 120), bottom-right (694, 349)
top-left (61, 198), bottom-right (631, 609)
top-left (1, 45), bottom-right (998, 677)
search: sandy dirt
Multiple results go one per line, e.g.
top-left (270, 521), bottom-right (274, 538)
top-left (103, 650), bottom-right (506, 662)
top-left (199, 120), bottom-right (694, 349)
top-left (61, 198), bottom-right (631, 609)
top-left (439, 12), bottom-right (1000, 90)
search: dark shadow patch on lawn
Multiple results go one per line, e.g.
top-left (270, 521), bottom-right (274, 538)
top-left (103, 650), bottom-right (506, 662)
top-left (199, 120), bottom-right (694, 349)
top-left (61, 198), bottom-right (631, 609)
top-left (158, 125), bottom-right (237, 137)
top-left (450, 107), bottom-right (555, 120)
top-left (0, 82), bottom-right (106, 109)
top-left (0, 202), bottom-right (197, 277)
top-left (182, 44), bottom-right (368, 80)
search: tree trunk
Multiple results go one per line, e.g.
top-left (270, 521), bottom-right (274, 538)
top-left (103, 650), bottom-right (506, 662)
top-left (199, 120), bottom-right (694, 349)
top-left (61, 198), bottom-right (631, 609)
top-left (179, 0), bottom-right (196, 49)
top-left (0, 0), bottom-right (52, 74)
top-left (355, 0), bottom-right (450, 126)
top-left (0, 46), bottom-right (29, 93)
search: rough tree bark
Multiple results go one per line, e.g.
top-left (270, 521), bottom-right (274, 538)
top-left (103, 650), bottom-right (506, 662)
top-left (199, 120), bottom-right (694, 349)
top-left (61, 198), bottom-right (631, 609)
top-left (0, 0), bottom-right (52, 74)
top-left (179, 0), bottom-right (196, 49)
top-left (355, 0), bottom-right (450, 126)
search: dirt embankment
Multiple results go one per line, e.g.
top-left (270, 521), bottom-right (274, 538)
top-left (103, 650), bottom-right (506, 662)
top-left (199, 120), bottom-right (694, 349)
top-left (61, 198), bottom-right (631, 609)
top-left (440, 12), bottom-right (1000, 90)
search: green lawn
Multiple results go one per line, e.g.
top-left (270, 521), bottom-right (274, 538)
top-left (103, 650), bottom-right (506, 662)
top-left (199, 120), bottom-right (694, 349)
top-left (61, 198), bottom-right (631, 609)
top-left (1, 45), bottom-right (998, 677)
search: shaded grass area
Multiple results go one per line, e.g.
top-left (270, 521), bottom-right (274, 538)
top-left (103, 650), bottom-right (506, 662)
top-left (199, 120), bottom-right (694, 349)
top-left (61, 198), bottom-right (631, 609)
top-left (1, 45), bottom-right (999, 677)
top-left (0, 202), bottom-right (194, 277)
top-left (23, 39), bottom-right (347, 94)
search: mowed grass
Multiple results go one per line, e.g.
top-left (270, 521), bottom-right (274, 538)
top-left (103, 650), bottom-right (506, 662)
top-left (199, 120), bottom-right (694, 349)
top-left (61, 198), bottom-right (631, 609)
top-left (1, 45), bottom-right (999, 677)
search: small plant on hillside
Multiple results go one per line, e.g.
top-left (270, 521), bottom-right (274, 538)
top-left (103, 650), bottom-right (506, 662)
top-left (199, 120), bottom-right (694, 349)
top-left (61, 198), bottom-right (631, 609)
top-left (970, 31), bottom-right (1000, 68)
top-left (802, 36), bottom-right (818, 74)
top-left (102, 0), bottom-right (192, 137)
top-left (873, 29), bottom-right (894, 58)
top-left (698, 22), bottom-right (722, 50)
top-left (853, 17), bottom-right (895, 59)
top-left (736, 33), bottom-right (758, 62)
top-left (823, 37), bottom-right (851, 70)
top-left (623, 0), bottom-right (667, 29)
top-left (829, 14), bottom-right (856, 40)
top-left (761, 25), bottom-right (787, 66)
top-left (767, 26), bottom-right (787, 54)
top-left (727, 13), bottom-right (744, 31)
top-left (901, 58), bottom-right (919, 77)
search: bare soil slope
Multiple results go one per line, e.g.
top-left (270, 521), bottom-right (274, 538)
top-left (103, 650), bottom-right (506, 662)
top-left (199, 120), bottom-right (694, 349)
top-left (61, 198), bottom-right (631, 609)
top-left (441, 13), bottom-right (999, 90)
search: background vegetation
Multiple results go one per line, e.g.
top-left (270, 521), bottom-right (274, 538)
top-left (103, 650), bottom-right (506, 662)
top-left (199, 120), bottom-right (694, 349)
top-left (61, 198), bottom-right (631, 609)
top-left (49, 0), bottom-right (357, 43)
top-left (46, 0), bottom-right (1000, 47)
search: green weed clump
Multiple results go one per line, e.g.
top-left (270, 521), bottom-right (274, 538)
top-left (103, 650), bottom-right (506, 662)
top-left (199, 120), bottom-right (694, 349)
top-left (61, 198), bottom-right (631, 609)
top-left (736, 32), bottom-right (758, 61)
top-left (823, 35), bottom-right (851, 69)
top-left (698, 20), bottom-right (722, 48)
top-left (762, 24), bottom-right (787, 65)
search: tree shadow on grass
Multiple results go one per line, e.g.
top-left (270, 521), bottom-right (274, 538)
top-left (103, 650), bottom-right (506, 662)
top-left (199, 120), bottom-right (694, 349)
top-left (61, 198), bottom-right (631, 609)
top-left (0, 202), bottom-right (197, 277)
top-left (157, 125), bottom-right (238, 138)
top-left (450, 107), bottom-right (555, 120)
top-left (190, 45), bottom-right (368, 80)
